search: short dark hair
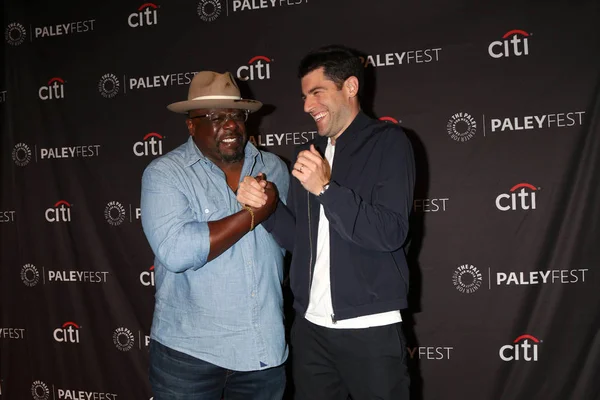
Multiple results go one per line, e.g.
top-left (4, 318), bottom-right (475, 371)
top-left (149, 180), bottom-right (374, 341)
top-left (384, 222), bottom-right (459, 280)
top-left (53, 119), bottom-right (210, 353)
top-left (298, 45), bottom-right (364, 97)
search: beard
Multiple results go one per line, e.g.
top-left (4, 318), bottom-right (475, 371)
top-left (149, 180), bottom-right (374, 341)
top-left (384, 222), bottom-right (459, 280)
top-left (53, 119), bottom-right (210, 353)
top-left (217, 139), bottom-right (246, 163)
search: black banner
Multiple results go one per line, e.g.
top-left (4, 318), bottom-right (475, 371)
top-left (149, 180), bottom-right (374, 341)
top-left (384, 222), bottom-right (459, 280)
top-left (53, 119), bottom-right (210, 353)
top-left (2, 1), bottom-right (600, 399)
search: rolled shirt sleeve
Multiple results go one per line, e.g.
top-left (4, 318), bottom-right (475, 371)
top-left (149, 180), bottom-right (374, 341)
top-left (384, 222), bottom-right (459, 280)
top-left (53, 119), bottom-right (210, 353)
top-left (141, 165), bottom-right (210, 272)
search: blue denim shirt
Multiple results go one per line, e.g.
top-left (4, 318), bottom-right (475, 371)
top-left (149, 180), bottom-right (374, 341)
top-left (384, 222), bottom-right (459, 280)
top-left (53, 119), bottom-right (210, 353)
top-left (141, 136), bottom-right (290, 371)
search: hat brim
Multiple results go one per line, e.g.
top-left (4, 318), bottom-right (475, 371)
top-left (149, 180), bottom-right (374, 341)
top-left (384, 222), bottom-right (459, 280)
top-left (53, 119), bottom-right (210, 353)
top-left (167, 98), bottom-right (262, 114)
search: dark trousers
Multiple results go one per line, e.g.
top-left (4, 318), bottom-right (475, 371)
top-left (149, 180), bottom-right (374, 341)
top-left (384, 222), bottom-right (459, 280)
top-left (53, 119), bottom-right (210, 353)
top-left (291, 317), bottom-right (410, 400)
top-left (149, 339), bottom-right (286, 400)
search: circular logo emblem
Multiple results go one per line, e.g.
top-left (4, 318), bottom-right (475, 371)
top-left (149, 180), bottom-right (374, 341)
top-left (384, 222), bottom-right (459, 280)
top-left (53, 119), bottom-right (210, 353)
top-left (197, 0), bottom-right (222, 22)
top-left (452, 264), bottom-right (482, 294)
top-left (98, 74), bottom-right (120, 98)
top-left (447, 112), bottom-right (476, 142)
top-left (104, 201), bottom-right (126, 226)
top-left (12, 143), bottom-right (32, 166)
top-left (31, 380), bottom-right (50, 400)
top-left (5, 22), bottom-right (26, 46)
top-left (21, 264), bottom-right (40, 287)
top-left (113, 327), bottom-right (135, 351)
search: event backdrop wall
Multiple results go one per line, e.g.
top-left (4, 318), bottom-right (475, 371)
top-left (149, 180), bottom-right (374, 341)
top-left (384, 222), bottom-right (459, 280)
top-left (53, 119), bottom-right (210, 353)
top-left (2, 0), bottom-right (600, 399)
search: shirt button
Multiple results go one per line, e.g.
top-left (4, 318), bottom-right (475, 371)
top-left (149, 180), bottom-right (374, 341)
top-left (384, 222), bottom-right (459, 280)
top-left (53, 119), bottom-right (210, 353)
top-left (251, 291), bottom-right (256, 297)
top-left (204, 209), bottom-right (209, 213)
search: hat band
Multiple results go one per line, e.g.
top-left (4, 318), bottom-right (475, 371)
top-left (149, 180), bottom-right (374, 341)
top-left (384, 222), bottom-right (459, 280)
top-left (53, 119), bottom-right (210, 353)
top-left (190, 95), bottom-right (242, 101)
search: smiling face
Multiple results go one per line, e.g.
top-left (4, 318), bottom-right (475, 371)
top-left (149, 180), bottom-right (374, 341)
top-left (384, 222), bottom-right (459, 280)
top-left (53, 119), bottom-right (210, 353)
top-left (301, 67), bottom-right (359, 141)
top-left (186, 108), bottom-right (248, 165)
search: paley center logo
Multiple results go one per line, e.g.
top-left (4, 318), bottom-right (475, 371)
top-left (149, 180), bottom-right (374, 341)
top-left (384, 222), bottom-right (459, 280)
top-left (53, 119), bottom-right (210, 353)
top-left (446, 110), bottom-right (585, 140)
top-left (128, 3), bottom-right (159, 28)
top-left (237, 56), bottom-right (272, 81)
top-left (21, 264), bottom-right (40, 287)
top-left (197, 0), bottom-right (222, 22)
top-left (5, 22), bottom-right (26, 46)
top-left (197, 0), bottom-right (309, 22)
top-left (452, 264), bottom-right (483, 294)
top-left (495, 183), bottom-right (539, 211)
top-left (98, 74), bottom-right (120, 98)
top-left (12, 143), bottom-right (32, 166)
top-left (499, 334), bottom-right (541, 361)
top-left (99, 71), bottom-right (197, 96)
top-left (488, 29), bottom-right (530, 59)
top-left (11, 143), bottom-right (101, 166)
top-left (31, 380), bottom-right (50, 400)
top-left (113, 327), bottom-right (150, 351)
top-left (39, 77), bottom-right (66, 100)
top-left (31, 380), bottom-right (118, 400)
top-left (104, 201), bottom-right (141, 226)
top-left (140, 265), bottom-right (155, 287)
top-left (134, 132), bottom-right (164, 156)
top-left (447, 112), bottom-right (476, 142)
top-left (249, 130), bottom-right (317, 148)
top-left (20, 263), bottom-right (110, 286)
top-left (53, 321), bottom-right (82, 343)
top-left (360, 47), bottom-right (442, 68)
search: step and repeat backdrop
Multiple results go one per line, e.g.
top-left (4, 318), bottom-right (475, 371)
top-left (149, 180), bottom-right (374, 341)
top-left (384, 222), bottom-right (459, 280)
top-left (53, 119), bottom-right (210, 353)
top-left (2, 0), bottom-right (600, 399)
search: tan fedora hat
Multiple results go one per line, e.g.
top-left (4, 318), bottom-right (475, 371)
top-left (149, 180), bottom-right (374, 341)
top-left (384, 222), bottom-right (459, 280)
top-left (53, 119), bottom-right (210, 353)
top-left (167, 71), bottom-right (262, 114)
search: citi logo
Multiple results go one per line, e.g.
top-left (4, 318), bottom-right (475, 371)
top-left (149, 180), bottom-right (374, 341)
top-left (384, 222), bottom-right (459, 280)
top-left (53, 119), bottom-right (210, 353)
top-left (39, 77), bottom-right (65, 100)
top-left (140, 265), bottom-right (155, 287)
top-left (134, 133), bottom-right (164, 156)
top-left (379, 116), bottom-right (400, 124)
top-left (495, 183), bottom-right (538, 211)
top-left (237, 56), bottom-right (272, 81)
top-left (45, 200), bottom-right (72, 222)
top-left (499, 334), bottom-right (541, 361)
top-left (488, 29), bottom-right (530, 59)
top-left (53, 322), bottom-right (81, 343)
top-left (128, 3), bottom-right (159, 28)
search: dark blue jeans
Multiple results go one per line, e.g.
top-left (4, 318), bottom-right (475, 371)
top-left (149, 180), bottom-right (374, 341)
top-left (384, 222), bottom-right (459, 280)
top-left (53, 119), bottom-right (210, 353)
top-left (149, 340), bottom-right (286, 400)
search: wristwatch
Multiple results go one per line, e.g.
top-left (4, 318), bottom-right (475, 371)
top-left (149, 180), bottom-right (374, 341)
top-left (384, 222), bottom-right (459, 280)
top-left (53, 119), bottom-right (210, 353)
top-left (318, 183), bottom-right (330, 196)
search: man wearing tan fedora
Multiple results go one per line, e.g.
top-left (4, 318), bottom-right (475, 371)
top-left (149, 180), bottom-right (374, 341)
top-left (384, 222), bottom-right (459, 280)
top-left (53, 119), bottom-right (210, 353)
top-left (140, 71), bottom-right (290, 399)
